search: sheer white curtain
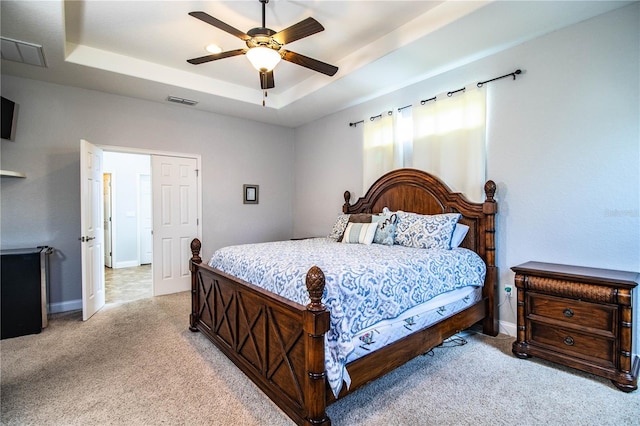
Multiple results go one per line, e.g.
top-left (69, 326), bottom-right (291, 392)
top-left (362, 113), bottom-right (397, 192)
top-left (412, 86), bottom-right (487, 202)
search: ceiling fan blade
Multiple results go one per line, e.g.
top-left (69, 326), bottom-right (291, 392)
top-left (260, 70), bottom-right (275, 90)
top-left (189, 11), bottom-right (250, 41)
top-left (281, 50), bottom-right (338, 76)
top-left (187, 48), bottom-right (247, 65)
top-left (272, 17), bottom-right (324, 45)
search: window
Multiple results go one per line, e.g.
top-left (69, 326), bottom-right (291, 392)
top-left (362, 85), bottom-right (487, 201)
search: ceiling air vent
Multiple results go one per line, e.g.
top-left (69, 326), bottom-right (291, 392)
top-left (1, 37), bottom-right (47, 67)
top-left (167, 96), bottom-right (198, 106)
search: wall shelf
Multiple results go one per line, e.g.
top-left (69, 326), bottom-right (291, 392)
top-left (0, 170), bottom-right (26, 178)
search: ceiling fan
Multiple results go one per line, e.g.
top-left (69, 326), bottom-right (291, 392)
top-left (187, 0), bottom-right (339, 94)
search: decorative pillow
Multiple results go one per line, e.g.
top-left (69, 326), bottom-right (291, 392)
top-left (372, 212), bottom-right (398, 246)
top-left (328, 214), bottom-right (350, 240)
top-left (450, 223), bottom-right (469, 248)
top-left (394, 211), bottom-right (461, 249)
top-left (341, 222), bottom-right (378, 245)
top-left (337, 213), bottom-right (373, 242)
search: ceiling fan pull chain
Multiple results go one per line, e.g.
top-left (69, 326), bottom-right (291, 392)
top-left (263, 90), bottom-right (267, 107)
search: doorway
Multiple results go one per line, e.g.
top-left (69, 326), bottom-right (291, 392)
top-left (82, 142), bottom-right (201, 319)
top-left (103, 152), bottom-right (153, 304)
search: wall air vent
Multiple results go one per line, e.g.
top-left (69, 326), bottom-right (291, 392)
top-left (167, 96), bottom-right (198, 106)
top-left (1, 37), bottom-right (47, 67)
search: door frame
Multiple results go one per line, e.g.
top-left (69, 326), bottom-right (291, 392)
top-left (103, 172), bottom-right (113, 268)
top-left (138, 173), bottom-right (153, 265)
top-left (95, 145), bottom-right (202, 297)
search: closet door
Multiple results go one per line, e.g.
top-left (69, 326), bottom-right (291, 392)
top-left (151, 156), bottom-right (198, 296)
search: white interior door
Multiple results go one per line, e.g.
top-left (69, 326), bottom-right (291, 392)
top-left (139, 174), bottom-right (152, 265)
top-left (152, 156), bottom-right (198, 296)
top-left (81, 139), bottom-right (106, 320)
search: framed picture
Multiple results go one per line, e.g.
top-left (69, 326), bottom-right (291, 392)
top-left (243, 184), bottom-right (259, 204)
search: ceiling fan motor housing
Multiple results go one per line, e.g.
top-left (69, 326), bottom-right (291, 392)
top-left (246, 28), bottom-right (282, 52)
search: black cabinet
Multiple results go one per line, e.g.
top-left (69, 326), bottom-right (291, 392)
top-left (1, 247), bottom-right (52, 339)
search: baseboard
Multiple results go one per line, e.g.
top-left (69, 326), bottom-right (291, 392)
top-left (498, 320), bottom-right (516, 337)
top-left (49, 299), bottom-right (82, 314)
top-left (114, 260), bottom-right (139, 268)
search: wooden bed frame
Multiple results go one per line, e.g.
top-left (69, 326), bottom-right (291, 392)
top-left (189, 168), bottom-right (498, 425)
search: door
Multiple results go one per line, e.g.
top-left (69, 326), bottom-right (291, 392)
top-left (81, 139), bottom-right (106, 320)
top-left (103, 173), bottom-right (113, 268)
top-left (151, 156), bottom-right (198, 296)
top-left (139, 174), bottom-right (152, 264)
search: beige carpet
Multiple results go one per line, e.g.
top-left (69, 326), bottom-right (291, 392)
top-left (2, 291), bottom-right (638, 425)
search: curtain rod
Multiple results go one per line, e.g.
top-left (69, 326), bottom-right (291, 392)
top-left (349, 110), bottom-right (392, 127)
top-left (349, 68), bottom-right (522, 127)
top-left (477, 69), bottom-right (521, 88)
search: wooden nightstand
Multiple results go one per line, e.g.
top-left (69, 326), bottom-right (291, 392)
top-left (511, 261), bottom-right (639, 392)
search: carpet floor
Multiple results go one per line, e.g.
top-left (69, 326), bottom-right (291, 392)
top-left (1, 291), bottom-right (638, 425)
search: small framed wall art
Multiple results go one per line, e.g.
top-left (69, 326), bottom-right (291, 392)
top-left (243, 184), bottom-right (259, 204)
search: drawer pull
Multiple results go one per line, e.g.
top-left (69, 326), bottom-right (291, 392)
top-left (563, 336), bottom-right (575, 346)
top-left (563, 308), bottom-right (574, 318)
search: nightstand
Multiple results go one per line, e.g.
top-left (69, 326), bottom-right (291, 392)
top-left (511, 261), bottom-right (639, 392)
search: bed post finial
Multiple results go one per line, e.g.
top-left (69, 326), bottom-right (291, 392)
top-left (484, 180), bottom-right (496, 202)
top-left (343, 191), bottom-right (351, 213)
top-left (190, 238), bottom-right (202, 265)
top-left (306, 266), bottom-right (326, 311)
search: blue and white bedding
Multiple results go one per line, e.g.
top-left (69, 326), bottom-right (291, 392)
top-left (208, 237), bottom-right (486, 397)
top-left (346, 286), bottom-right (483, 362)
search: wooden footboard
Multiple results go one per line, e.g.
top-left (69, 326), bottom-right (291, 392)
top-left (189, 239), bottom-right (331, 425)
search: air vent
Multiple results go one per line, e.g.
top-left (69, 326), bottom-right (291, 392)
top-left (167, 96), bottom-right (198, 106)
top-left (1, 37), bottom-right (47, 67)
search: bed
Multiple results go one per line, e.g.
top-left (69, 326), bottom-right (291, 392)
top-left (189, 168), bottom-right (498, 425)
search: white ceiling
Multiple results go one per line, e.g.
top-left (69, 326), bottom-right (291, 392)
top-left (0, 1), bottom-right (632, 128)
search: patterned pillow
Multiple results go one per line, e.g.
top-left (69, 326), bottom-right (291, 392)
top-left (328, 214), bottom-right (350, 240)
top-left (372, 212), bottom-right (398, 246)
top-left (394, 211), bottom-right (461, 249)
top-left (341, 222), bottom-right (378, 245)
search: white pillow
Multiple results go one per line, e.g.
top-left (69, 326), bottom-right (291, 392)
top-left (342, 222), bottom-right (378, 245)
top-left (450, 224), bottom-right (469, 248)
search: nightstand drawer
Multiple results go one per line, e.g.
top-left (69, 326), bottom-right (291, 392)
top-left (528, 292), bottom-right (616, 332)
top-left (529, 322), bottom-right (615, 367)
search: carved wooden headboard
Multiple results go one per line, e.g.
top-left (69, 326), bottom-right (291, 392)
top-left (342, 168), bottom-right (498, 332)
top-left (343, 168), bottom-right (495, 258)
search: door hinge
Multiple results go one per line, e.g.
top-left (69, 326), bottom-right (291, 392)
top-left (195, 169), bottom-right (199, 177)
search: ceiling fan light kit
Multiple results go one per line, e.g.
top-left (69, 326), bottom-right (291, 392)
top-left (187, 0), bottom-right (338, 103)
top-left (246, 46), bottom-right (281, 72)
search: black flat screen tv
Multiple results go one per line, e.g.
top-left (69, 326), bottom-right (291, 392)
top-left (1, 96), bottom-right (17, 141)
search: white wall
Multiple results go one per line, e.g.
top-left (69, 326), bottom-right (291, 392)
top-left (1, 77), bottom-right (295, 311)
top-left (293, 3), bottom-right (640, 348)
